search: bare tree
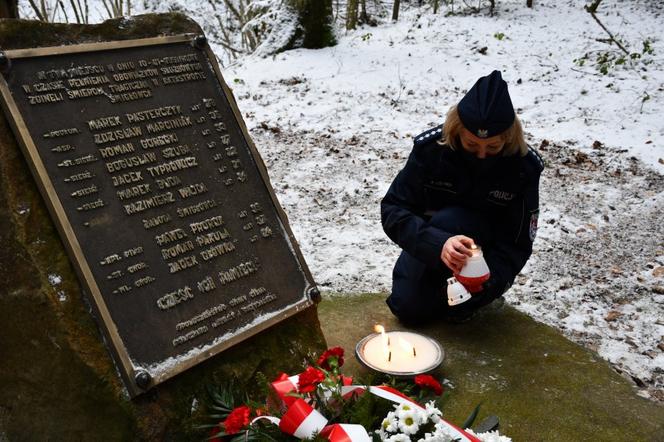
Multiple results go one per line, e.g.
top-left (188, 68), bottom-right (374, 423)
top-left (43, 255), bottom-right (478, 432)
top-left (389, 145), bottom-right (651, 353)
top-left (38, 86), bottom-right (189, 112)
top-left (0, 0), bottom-right (19, 18)
top-left (26, 0), bottom-right (49, 21)
top-left (24, 0), bottom-right (93, 22)
top-left (585, 0), bottom-right (629, 55)
top-left (346, 0), bottom-right (358, 29)
top-left (391, 0), bottom-right (400, 21)
top-left (100, 0), bottom-right (130, 18)
top-left (359, 0), bottom-right (369, 24)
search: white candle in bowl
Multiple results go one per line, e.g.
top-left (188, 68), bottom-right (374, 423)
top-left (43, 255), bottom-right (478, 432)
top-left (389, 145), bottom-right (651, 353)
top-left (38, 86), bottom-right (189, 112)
top-left (356, 331), bottom-right (443, 375)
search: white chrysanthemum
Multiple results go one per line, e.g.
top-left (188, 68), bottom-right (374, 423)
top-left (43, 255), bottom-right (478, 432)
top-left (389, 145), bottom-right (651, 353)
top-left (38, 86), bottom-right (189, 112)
top-left (433, 422), bottom-right (459, 439)
top-left (395, 402), bottom-right (415, 419)
top-left (424, 401), bottom-right (443, 423)
top-left (417, 433), bottom-right (455, 442)
top-left (397, 410), bottom-right (421, 435)
top-left (381, 411), bottom-right (399, 433)
top-left (417, 407), bottom-right (430, 425)
top-left (465, 428), bottom-right (512, 442)
top-left (386, 434), bottom-right (411, 442)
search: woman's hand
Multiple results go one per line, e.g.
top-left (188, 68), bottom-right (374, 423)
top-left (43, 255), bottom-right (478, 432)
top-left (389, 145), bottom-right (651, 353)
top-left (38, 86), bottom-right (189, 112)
top-left (441, 235), bottom-right (475, 274)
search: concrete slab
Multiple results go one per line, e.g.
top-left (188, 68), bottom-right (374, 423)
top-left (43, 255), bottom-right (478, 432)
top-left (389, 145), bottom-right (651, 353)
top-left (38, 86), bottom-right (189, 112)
top-left (318, 294), bottom-right (664, 441)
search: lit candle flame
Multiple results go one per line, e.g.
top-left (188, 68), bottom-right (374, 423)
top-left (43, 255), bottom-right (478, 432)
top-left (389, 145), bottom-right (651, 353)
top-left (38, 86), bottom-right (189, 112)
top-left (470, 244), bottom-right (480, 257)
top-left (374, 324), bottom-right (390, 360)
top-left (374, 324), bottom-right (390, 345)
top-left (398, 336), bottom-right (417, 358)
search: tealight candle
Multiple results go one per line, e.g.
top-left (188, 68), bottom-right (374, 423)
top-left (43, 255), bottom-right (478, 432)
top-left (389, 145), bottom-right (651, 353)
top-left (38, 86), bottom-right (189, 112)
top-left (356, 330), bottom-right (443, 376)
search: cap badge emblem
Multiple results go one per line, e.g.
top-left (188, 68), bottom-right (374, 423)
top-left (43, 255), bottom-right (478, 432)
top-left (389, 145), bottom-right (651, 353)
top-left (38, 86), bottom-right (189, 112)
top-left (477, 129), bottom-right (489, 138)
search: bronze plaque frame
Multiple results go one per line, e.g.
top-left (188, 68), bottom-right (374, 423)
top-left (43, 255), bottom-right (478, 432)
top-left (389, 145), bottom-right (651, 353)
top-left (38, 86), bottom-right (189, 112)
top-left (0, 35), bottom-right (317, 396)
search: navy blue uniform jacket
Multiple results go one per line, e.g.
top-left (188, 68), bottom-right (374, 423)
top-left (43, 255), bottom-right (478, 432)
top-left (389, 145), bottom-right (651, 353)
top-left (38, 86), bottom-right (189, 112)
top-left (381, 126), bottom-right (544, 307)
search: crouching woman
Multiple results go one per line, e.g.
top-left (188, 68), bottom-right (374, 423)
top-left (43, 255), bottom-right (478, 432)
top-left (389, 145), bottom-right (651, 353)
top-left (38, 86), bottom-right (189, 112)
top-left (381, 70), bottom-right (544, 324)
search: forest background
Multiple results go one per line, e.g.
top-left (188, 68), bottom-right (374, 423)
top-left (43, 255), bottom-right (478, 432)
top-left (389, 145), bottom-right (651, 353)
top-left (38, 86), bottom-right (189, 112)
top-left (7, 0), bottom-right (664, 403)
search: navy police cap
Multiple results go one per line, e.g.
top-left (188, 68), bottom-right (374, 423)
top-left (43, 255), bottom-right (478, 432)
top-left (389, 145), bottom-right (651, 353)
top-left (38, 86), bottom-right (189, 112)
top-left (457, 70), bottom-right (515, 138)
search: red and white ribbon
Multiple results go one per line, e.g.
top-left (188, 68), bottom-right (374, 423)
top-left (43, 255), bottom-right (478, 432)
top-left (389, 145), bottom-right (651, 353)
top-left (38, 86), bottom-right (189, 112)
top-left (320, 423), bottom-right (371, 442)
top-left (278, 399), bottom-right (329, 439)
top-left (341, 385), bottom-right (480, 442)
top-left (271, 373), bottom-right (300, 407)
top-left (265, 373), bottom-right (480, 442)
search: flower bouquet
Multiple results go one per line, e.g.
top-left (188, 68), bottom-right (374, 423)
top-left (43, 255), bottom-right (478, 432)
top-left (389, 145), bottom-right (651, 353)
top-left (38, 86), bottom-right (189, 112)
top-left (202, 347), bottom-right (510, 442)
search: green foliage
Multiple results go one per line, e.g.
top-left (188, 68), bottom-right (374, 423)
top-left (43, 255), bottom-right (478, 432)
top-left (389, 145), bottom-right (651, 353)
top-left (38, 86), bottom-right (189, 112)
top-left (197, 371), bottom-right (457, 441)
top-left (640, 91), bottom-right (651, 113)
top-left (462, 403), bottom-right (482, 429)
top-left (493, 32), bottom-right (506, 40)
top-left (296, 0), bottom-right (336, 49)
top-left (206, 383), bottom-right (236, 416)
top-left (339, 387), bottom-right (387, 429)
top-left (573, 37), bottom-right (656, 75)
top-left (361, 33), bottom-right (373, 42)
top-left (196, 349), bottom-right (471, 441)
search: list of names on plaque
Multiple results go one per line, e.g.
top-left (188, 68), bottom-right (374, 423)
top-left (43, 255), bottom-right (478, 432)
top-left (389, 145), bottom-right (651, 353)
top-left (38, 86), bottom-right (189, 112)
top-left (0, 37), bottom-right (314, 386)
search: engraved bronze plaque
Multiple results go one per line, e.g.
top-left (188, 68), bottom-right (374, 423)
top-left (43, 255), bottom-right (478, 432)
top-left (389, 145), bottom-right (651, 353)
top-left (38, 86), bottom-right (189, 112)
top-left (0, 35), bottom-right (316, 396)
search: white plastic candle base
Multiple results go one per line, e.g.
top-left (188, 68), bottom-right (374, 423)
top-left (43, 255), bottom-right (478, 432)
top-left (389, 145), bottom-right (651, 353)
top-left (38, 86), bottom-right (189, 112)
top-left (447, 277), bottom-right (472, 306)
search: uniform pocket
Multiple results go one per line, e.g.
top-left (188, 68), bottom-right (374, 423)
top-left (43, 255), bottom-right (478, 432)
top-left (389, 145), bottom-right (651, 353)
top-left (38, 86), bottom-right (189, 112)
top-left (423, 181), bottom-right (458, 210)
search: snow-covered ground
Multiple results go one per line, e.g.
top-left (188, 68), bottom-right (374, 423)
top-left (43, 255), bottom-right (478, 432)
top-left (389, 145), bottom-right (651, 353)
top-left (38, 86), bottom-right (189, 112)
top-left (16, 0), bottom-right (664, 401)
top-left (218, 1), bottom-right (664, 401)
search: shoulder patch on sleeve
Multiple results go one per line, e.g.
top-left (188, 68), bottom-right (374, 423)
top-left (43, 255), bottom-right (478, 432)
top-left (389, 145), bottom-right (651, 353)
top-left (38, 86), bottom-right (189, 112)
top-left (529, 210), bottom-right (539, 241)
top-left (413, 124), bottom-right (444, 147)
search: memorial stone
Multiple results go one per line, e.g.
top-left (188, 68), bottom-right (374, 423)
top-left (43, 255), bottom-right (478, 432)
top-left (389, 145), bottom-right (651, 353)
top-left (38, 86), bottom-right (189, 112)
top-left (0, 14), bottom-right (326, 440)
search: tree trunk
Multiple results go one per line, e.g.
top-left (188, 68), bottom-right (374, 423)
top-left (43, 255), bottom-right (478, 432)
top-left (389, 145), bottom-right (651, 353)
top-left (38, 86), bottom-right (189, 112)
top-left (527, 0), bottom-right (533, 7)
top-left (0, 0), bottom-right (19, 18)
top-left (392, 0), bottom-right (400, 21)
top-left (433, 0), bottom-right (439, 14)
top-left (289, 0), bottom-right (336, 48)
top-left (346, 0), bottom-right (358, 30)
top-left (359, 0), bottom-right (369, 24)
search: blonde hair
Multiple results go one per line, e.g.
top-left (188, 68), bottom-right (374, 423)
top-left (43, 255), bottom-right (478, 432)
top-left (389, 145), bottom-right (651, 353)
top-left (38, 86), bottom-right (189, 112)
top-left (440, 105), bottom-right (528, 157)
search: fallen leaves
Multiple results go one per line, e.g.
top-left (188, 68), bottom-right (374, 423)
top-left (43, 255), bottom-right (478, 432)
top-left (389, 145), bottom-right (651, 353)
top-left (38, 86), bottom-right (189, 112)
top-left (605, 310), bottom-right (622, 322)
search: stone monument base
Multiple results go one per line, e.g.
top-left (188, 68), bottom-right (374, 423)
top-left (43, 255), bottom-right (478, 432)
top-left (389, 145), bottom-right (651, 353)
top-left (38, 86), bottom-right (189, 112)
top-left (0, 14), bottom-right (326, 440)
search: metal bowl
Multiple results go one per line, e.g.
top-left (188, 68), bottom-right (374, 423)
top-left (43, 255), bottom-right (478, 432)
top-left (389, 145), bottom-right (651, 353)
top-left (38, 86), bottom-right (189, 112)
top-left (354, 332), bottom-right (444, 377)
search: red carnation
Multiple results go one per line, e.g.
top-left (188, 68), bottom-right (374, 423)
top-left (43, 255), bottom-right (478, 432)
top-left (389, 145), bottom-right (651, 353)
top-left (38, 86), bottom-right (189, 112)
top-left (298, 366), bottom-right (325, 393)
top-left (209, 425), bottom-right (223, 442)
top-left (414, 374), bottom-right (443, 395)
top-left (223, 405), bottom-right (251, 435)
top-left (317, 346), bottom-right (345, 370)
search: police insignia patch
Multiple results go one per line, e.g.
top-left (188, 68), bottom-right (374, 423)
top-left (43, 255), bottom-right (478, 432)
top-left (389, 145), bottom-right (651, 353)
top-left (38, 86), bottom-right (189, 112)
top-left (477, 129), bottom-right (489, 138)
top-left (529, 212), bottom-right (539, 241)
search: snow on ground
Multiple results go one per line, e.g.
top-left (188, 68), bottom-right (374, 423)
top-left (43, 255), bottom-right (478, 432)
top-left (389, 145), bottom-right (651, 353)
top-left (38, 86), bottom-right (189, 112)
top-left (218, 1), bottom-right (664, 400)
top-left (15, 0), bottom-right (664, 401)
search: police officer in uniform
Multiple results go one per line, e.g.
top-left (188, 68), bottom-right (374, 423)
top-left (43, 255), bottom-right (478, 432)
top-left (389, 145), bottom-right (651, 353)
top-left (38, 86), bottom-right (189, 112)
top-left (381, 71), bottom-right (543, 324)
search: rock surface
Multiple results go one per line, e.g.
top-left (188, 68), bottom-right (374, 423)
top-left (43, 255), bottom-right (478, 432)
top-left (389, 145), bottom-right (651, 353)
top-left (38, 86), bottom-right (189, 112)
top-left (0, 14), bottom-right (326, 440)
top-left (318, 294), bottom-right (664, 441)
